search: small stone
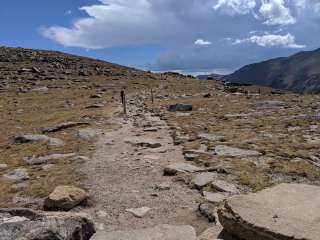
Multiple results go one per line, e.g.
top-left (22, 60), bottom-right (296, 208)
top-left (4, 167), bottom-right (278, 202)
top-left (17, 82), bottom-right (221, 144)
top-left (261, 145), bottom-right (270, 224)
top-left (48, 137), bottom-right (65, 146)
top-left (41, 164), bottom-right (56, 170)
top-left (155, 183), bottom-right (171, 191)
top-left (199, 203), bottom-right (216, 222)
top-left (168, 104), bottom-right (193, 112)
top-left (125, 137), bottom-right (162, 148)
top-left (0, 164), bottom-right (8, 171)
top-left (185, 153), bottom-right (199, 161)
top-left (3, 168), bottom-right (29, 183)
top-left (78, 128), bottom-right (99, 140)
top-left (126, 207), bottom-right (151, 218)
top-left (198, 133), bottom-right (225, 142)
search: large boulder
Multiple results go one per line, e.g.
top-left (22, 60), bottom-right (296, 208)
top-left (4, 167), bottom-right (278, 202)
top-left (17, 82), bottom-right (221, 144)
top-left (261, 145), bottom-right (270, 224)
top-left (44, 186), bottom-right (89, 211)
top-left (91, 224), bottom-right (196, 240)
top-left (0, 208), bottom-right (95, 240)
top-left (218, 183), bottom-right (320, 240)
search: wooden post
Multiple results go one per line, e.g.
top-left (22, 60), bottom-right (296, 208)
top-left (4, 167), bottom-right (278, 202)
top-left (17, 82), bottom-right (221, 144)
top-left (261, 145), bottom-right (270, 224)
top-left (151, 88), bottom-right (154, 104)
top-left (121, 89), bottom-right (127, 114)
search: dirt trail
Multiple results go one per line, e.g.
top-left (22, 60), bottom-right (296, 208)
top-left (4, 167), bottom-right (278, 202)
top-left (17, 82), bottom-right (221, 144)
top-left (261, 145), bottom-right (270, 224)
top-left (81, 94), bottom-right (209, 233)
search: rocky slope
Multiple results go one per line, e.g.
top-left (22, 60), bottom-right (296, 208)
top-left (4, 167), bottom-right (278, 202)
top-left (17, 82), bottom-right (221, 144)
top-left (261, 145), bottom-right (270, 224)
top-left (224, 48), bottom-right (320, 94)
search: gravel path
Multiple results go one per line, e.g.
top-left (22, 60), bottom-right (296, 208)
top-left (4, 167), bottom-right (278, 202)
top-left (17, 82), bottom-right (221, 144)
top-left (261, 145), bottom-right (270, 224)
top-left (81, 95), bottom-right (209, 233)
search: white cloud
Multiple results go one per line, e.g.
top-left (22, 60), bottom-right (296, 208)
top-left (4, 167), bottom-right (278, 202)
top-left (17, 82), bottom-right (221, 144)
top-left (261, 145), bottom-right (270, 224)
top-left (195, 39), bottom-right (212, 46)
top-left (233, 33), bottom-right (306, 48)
top-left (213, 0), bottom-right (257, 16)
top-left (259, 0), bottom-right (296, 25)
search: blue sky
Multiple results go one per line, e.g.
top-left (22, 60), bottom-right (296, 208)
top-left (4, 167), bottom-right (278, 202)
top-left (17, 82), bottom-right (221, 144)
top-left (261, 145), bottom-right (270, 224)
top-left (1, 0), bottom-right (320, 74)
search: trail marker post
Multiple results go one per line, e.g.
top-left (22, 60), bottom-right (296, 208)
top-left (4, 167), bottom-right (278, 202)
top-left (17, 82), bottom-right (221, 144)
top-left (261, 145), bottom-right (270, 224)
top-left (121, 89), bottom-right (127, 114)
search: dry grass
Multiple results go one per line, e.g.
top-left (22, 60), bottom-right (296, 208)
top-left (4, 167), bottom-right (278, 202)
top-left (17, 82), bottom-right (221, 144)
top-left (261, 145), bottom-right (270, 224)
top-left (148, 78), bottom-right (320, 191)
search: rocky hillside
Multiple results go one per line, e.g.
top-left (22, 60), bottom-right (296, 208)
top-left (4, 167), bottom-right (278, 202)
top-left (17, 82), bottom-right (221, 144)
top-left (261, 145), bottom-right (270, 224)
top-left (224, 48), bottom-right (320, 94)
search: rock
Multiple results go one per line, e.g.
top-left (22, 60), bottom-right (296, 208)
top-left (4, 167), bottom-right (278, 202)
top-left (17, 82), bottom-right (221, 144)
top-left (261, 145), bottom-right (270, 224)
top-left (255, 100), bottom-right (286, 109)
top-left (126, 207), bottom-right (151, 218)
top-left (41, 164), bottom-right (56, 171)
top-left (0, 164), bottom-right (8, 171)
top-left (3, 168), bottom-right (29, 183)
top-left (44, 185), bottom-right (89, 211)
top-left (198, 133), bottom-right (225, 142)
top-left (143, 127), bottom-right (158, 132)
top-left (0, 208), bottom-right (95, 240)
top-left (155, 183), bottom-right (171, 191)
top-left (218, 183), bottom-right (320, 240)
top-left (176, 112), bottom-right (192, 117)
top-left (199, 203), bottom-right (216, 222)
top-left (14, 134), bottom-right (65, 146)
top-left (86, 103), bottom-right (105, 109)
top-left (192, 173), bottom-right (217, 189)
top-left (197, 226), bottom-right (235, 240)
top-left (164, 163), bottom-right (205, 176)
top-left (42, 122), bottom-right (89, 133)
top-left (91, 224), bottom-right (196, 240)
top-left (215, 145), bottom-right (261, 157)
top-left (212, 180), bottom-right (240, 194)
top-left (48, 137), bottom-right (65, 146)
top-left (203, 191), bottom-right (227, 204)
top-left (168, 104), bottom-right (193, 112)
top-left (90, 94), bottom-right (102, 98)
top-left (185, 153), bottom-right (199, 161)
top-left (30, 86), bottom-right (49, 92)
top-left (24, 153), bottom-right (76, 165)
top-left (78, 128), bottom-right (99, 140)
top-left (14, 134), bottom-right (49, 143)
top-left (124, 137), bottom-right (162, 148)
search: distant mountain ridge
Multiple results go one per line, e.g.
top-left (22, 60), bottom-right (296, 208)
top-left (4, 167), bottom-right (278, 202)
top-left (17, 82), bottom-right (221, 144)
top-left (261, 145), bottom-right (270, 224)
top-left (224, 48), bottom-right (320, 94)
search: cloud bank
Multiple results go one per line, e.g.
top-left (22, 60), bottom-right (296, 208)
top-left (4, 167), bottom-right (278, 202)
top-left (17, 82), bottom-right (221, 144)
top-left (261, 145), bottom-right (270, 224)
top-left (42, 0), bottom-right (320, 73)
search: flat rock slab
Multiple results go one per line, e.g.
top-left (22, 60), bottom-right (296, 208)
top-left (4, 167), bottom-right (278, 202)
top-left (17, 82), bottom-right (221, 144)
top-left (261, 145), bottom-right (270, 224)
top-left (14, 134), bottom-right (65, 146)
top-left (255, 101), bottom-right (286, 110)
top-left (203, 191), bottom-right (227, 204)
top-left (192, 173), bottom-right (217, 189)
top-left (198, 133), bottom-right (225, 142)
top-left (212, 180), bottom-right (240, 194)
top-left (124, 137), bottom-right (162, 148)
top-left (91, 225), bottom-right (196, 240)
top-left (215, 145), bottom-right (261, 157)
top-left (24, 153), bottom-right (76, 165)
top-left (42, 122), bottom-right (89, 133)
top-left (0, 208), bottom-right (95, 240)
top-left (218, 183), bottom-right (320, 240)
top-left (164, 163), bottom-right (205, 176)
top-left (126, 207), bottom-right (151, 218)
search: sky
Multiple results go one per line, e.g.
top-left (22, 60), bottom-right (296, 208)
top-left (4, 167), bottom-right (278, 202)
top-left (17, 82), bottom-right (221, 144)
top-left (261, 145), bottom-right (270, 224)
top-left (1, 0), bottom-right (320, 75)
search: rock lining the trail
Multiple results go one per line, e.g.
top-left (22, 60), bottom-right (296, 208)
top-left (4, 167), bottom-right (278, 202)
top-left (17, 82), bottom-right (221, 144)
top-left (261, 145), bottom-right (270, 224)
top-left (163, 163), bottom-right (205, 176)
top-left (91, 224), bottom-right (197, 240)
top-left (44, 185), bottom-right (89, 211)
top-left (215, 145), bottom-right (261, 157)
top-left (0, 208), bottom-right (95, 240)
top-left (124, 137), bottom-right (162, 148)
top-left (218, 183), bottom-right (320, 240)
